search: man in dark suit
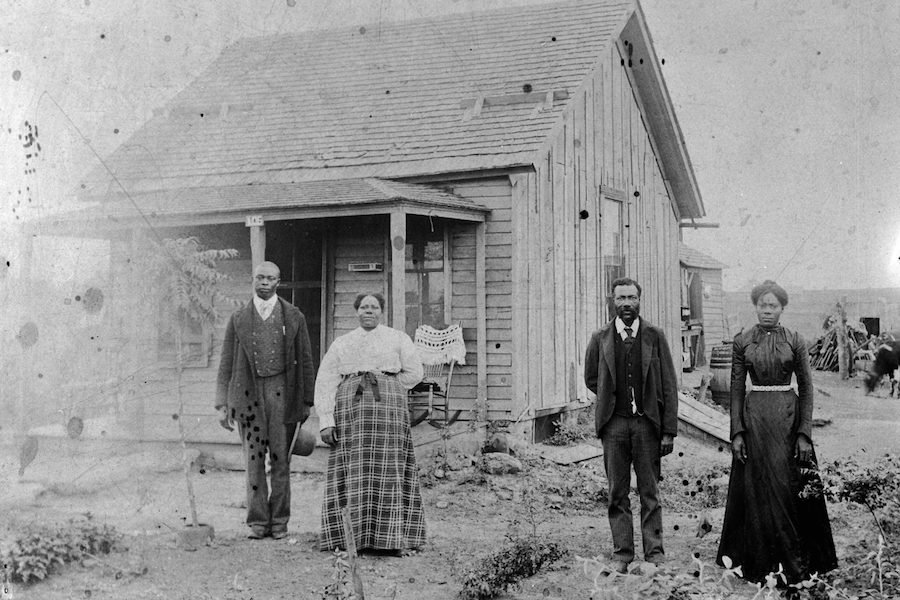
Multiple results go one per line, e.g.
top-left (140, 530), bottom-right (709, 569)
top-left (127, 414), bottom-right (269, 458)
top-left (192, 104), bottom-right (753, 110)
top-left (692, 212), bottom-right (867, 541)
top-left (584, 277), bottom-right (678, 573)
top-left (216, 261), bottom-right (316, 539)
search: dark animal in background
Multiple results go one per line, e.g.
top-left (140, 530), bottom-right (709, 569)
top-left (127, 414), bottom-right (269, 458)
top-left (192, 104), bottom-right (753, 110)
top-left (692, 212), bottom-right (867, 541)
top-left (865, 341), bottom-right (900, 398)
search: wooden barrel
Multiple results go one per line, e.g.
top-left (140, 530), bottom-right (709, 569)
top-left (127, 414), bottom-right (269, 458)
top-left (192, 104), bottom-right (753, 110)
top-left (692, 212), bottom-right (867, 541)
top-left (709, 343), bottom-right (733, 409)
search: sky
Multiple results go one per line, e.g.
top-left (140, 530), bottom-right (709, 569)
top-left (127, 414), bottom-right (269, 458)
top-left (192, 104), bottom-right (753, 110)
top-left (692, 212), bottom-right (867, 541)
top-left (1, 0), bottom-right (899, 291)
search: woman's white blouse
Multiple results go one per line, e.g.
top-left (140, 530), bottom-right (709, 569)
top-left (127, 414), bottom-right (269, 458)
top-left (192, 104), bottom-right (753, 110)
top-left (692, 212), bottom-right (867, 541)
top-left (314, 325), bottom-right (424, 431)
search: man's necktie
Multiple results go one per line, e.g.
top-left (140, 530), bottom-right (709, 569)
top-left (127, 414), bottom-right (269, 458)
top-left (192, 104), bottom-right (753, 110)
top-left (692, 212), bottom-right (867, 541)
top-left (624, 326), bottom-right (638, 414)
top-left (260, 303), bottom-right (273, 320)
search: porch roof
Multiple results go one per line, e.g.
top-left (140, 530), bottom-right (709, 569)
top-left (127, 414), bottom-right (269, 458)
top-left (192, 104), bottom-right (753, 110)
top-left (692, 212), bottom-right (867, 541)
top-left (31, 178), bottom-right (489, 232)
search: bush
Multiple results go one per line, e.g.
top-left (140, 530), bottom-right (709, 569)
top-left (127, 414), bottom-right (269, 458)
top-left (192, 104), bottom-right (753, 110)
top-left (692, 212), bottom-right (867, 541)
top-left (800, 454), bottom-right (900, 599)
top-left (2, 514), bottom-right (120, 585)
top-left (460, 485), bottom-right (567, 599)
top-left (459, 538), bottom-right (566, 600)
top-left (805, 455), bottom-right (900, 542)
top-left (543, 419), bottom-right (587, 447)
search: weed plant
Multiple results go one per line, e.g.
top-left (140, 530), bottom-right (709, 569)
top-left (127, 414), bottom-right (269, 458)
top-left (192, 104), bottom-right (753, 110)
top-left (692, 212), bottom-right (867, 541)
top-left (802, 454), bottom-right (900, 598)
top-left (459, 486), bottom-right (567, 599)
top-left (322, 548), bottom-right (359, 600)
top-left (659, 463), bottom-right (729, 511)
top-left (1, 514), bottom-right (120, 585)
top-left (544, 419), bottom-right (588, 446)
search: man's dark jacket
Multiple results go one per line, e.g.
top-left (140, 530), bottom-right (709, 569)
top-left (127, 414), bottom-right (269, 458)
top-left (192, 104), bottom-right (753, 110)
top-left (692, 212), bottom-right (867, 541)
top-left (584, 319), bottom-right (679, 439)
top-left (215, 297), bottom-right (315, 425)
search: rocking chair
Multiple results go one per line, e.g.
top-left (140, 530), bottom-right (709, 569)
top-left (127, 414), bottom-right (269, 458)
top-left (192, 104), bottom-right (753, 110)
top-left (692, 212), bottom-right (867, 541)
top-left (408, 324), bottom-right (466, 428)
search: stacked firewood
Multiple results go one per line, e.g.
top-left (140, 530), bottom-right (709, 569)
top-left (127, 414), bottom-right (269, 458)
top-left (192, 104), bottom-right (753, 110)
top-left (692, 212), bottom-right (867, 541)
top-left (809, 322), bottom-right (869, 371)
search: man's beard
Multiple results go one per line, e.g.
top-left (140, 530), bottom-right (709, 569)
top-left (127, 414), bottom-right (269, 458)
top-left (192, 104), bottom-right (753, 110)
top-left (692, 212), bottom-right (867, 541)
top-left (616, 305), bottom-right (640, 323)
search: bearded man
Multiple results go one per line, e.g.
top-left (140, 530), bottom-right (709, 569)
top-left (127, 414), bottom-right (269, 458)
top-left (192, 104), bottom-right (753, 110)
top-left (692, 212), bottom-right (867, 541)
top-left (584, 277), bottom-right (679, 573)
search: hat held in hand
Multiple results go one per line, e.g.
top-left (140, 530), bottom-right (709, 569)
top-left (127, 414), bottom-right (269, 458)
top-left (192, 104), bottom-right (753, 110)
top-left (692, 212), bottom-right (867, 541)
top-left (290, 421), bottom-right (317, 457)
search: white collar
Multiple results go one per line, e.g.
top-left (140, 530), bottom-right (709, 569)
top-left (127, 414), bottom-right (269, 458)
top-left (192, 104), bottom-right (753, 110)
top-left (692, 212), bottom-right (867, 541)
top-left (253, 294), bottom-right (278, 313)
top-left (615, 316), bottom-right (640, 339)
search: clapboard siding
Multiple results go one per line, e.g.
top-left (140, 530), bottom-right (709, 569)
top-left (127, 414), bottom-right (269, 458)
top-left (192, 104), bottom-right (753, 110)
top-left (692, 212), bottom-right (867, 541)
top-left (441, 178), bottom-right (513, 418)
top-left (514, 40), bottom-right (683, 419)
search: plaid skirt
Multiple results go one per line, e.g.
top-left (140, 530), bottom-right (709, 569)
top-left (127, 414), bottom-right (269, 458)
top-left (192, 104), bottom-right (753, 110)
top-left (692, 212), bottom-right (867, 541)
top-left (318, 372), bottom-right (426, 551)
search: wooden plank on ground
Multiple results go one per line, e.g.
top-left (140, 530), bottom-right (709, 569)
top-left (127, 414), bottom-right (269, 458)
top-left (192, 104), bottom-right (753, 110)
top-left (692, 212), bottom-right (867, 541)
top-left (539, 442), bottom-right (603, 465)
top-left (677, 392), bottom-right (729, 443)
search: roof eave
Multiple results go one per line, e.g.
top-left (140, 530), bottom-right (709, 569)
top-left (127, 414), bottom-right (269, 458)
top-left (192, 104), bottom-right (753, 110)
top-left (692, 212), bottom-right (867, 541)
top-left (33, 180), bottom-right (490, 234)
top-left (75, 155), bottom-right (538, 202)
top-left (622, 2), bottom-right (705, 219)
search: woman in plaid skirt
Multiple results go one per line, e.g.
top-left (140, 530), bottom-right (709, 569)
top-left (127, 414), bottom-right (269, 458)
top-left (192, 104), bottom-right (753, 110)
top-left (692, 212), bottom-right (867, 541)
top-left (314, 292), bottom-right (425, 554)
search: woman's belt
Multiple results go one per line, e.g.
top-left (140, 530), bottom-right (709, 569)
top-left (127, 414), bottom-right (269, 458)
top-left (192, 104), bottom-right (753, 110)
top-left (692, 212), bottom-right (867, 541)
top-left (750, 384), bottom-right (793, 392)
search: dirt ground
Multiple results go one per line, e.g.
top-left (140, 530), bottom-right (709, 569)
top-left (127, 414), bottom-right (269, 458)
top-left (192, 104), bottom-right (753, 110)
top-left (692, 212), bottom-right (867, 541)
top-left (1, 369), bottom-right (898, 600)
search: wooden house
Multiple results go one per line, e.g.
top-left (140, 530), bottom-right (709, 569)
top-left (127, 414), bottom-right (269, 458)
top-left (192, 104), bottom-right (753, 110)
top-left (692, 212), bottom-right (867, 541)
top-left (26, 0), bottom-right (705, 443)
top-left (679, 242), bottom-right (727, 369)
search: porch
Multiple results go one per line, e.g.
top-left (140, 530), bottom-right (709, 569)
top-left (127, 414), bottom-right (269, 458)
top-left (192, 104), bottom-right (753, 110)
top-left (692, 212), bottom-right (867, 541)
top-left (19, 179), bottom-right (493, 443)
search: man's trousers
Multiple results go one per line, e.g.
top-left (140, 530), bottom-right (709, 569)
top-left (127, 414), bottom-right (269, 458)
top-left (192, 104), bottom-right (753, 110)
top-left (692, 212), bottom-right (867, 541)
top-left (239, 373), bottom-right (293, 532)
top-left (599, 414), bottom-right (664, 563)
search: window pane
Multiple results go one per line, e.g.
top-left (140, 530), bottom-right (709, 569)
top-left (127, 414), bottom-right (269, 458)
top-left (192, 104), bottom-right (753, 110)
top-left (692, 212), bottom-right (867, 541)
top-left (405, 216), bottom-right (446, 335)
top-left (423, 240), bottom-right (443, 269)
top-left (405, 272), bottom-right (421, 306)
top-left (601, 198), bottom-right (623, 259)
top-left (405, 312), bottom-right (420, 338)
top-left (425, 271), bottom-right (444, 304)
top-left (422, 302), bottom-right (445, 328)
top-left (601, 196), bottom-right (625, 322)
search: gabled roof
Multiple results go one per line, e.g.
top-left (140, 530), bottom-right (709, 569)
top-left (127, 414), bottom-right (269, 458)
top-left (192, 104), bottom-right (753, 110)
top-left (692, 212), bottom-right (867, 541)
top-left (77, 0), bottom-right (703, 218)
top-left (679, 242), bottom-right (726, 270)
top-left (36, 179), bottom-right (487, 232)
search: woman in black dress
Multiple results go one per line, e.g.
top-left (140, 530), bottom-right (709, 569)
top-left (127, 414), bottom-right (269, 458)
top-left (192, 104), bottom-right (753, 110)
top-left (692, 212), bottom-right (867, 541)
top-left (716, 280), bottom-right (837, 583)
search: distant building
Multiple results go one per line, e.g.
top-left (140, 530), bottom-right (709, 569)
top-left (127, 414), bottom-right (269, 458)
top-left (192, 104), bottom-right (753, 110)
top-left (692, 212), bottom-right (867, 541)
top-left (726, 288), bottom-right (900, 344)
top-left (679, 243), bottom-right (727, 368)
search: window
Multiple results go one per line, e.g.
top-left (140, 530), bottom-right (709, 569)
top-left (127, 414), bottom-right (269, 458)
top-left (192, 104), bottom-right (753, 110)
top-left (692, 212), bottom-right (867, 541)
top-left (601, 192), bottom-right (625, 321)
top-left (267, 220), bottom-right (325, 361)
top-left (405, 217), bottom-right (446, 337)
top-left (157, 304), bottom-right (211, 367)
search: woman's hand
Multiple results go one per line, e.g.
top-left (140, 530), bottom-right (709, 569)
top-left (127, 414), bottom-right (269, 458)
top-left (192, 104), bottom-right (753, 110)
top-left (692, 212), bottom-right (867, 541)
top-left (320, 427), bottom-right (338, 447)
top-left (731, 433), bottom-right (747, 463)
top-left (795, 434), bottom-right (812, 464)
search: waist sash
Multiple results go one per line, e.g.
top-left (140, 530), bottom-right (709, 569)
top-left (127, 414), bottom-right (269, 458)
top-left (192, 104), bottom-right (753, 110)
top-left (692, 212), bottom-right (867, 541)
top-left (342, 371), bottom-right (399, 402)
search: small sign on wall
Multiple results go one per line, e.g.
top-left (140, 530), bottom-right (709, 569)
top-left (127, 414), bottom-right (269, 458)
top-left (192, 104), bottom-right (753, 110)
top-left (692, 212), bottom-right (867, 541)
top-left (245, 215), bottom-right (264, 227)
top-left (348, 263), bottom-right (383, 272)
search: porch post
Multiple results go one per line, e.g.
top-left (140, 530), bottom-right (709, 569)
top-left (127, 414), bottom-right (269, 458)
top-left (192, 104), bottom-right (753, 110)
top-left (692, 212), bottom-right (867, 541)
top-left (246, 216), bottom-right (266, 270)
top-left (475, 221), bottom-right (488, 418)
top-left (389, 210), bottom-right (406, 329)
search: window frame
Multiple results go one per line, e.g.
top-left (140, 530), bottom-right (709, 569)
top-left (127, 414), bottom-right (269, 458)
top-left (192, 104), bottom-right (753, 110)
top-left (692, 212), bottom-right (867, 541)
top-left (600, 187), bottom-right (626, 322)
top-left (404, 217), bottom-right (450, 337)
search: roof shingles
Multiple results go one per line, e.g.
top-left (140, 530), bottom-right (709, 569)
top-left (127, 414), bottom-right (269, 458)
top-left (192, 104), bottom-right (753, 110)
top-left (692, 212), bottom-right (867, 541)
top-left (56, 179), bottom-right (488, 226)
top-left (680, 242), bottom-right (727, 270)
top-left (80, 0), bottom-right (634, 196)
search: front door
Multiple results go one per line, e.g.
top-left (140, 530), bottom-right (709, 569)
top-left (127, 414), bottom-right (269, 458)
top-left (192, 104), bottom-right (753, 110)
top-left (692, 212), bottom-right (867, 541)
top-left (267, 220), bottom-right (326, 362)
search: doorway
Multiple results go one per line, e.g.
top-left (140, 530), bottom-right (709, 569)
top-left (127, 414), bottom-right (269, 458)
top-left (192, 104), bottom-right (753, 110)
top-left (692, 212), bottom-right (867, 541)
top-left (266, 220), bottom-right (327, 362)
